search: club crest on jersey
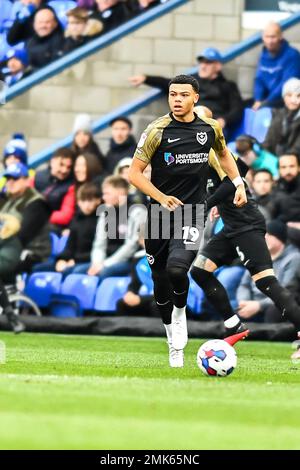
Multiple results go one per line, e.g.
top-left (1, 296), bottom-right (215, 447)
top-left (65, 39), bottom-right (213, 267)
top-left (146, 254), bottom-right (155, 265)
top-left (164, 152), bottom-right (175, 165)
top-left (196, 132), bottom-right (207, 145)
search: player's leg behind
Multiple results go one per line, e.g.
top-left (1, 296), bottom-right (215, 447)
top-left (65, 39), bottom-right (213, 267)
top-left (166, 250), bottom-right (192, 351)
top-left (144, 234), bottom-right (184, 367)
top-left (191, 233), bottom-right (248, 336)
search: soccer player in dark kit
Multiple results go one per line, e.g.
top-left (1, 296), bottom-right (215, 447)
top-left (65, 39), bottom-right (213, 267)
top-left (190, 134), bottom-right (300, 359)
top-left (129, 74), bottom-right (247, 368)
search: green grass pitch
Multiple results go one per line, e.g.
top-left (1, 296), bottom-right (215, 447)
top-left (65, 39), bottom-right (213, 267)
top-left (0, 332), bottom-right (299, 450)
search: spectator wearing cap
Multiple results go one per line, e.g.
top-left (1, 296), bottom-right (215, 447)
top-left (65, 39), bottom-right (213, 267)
top-left (63, 7), bottom-right (103, 54)
top-left (104, 116), bottom-right (136, 174)
top-left (7, 0), bottom-right (45, 46)
top-left (25, 6), bottom-right (64, 70)
top-left (252, 22), bottom-right (300, 110)
top-left (92, 0), bottom-right (131, 34)
top-left (34, 147), bottom-right (75, 233)
top-left (0, 162), bottom-right (51, 271)
top-left (237, 220), bottom-right (300, 322)
top-left (71, 113), bottom-right (105, 167)
top-left (263, 78), bottom-right (300, 157)
top-left (0, 49), bottom-right (31, 86)
top-left (129, 47), bottom-right (243, 130)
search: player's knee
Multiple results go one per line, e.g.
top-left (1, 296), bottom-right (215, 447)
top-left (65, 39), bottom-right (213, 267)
top-left (166, 263), bottom-right (188, 284)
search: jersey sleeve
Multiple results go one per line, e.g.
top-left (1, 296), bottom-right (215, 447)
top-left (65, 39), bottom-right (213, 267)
top-left (208, 149), bottom-right (226, 181)
top-left (212, 121), bottom-right (227, 154)
top-left (133, 122), bottom-right (163, 164)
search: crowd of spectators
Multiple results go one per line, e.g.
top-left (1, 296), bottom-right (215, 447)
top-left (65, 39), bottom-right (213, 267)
top-left (129, 21), bottom-right (300, 134)
top-left (2, 15), bottom-right (300, 328)
top-left (0, 114), bottom-right (149, 291)
top-left (0, 0), bottom-right (170, 84)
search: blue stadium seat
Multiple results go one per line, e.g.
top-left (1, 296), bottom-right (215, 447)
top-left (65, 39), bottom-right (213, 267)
top-left (94, 277), bottom-right (131, 312)
top-left (48, 1), bottom-right (77, 28)
top-left (0, 1), bottom-right (13, 33)
top-left (187, 276), bottom-right (204, 314)
top-left (49, 232), bottom-right (69, 258)
top-left (0, 33), bottom-right (10, 61)
top-left (242, 107), bottom-right (256, 135)
top-left (9, 1), bottom-right (23, 23)
top-left (24, 272), bottom-right (62, 307)
top-left (227, 141), bottom-right (236, 153)
top-left (50, 232), bottom-right (60, 258)
top-left (57, 234), bottom-right (69, 254)
top-left (60, 274), bottom-right (98, 310)
top-left (135, 257), bottom-right (153, 293)
top-left (49, 294), bottom-right (82, 317)
top-left (250, 107), bottom-right (272, 143)
top-left (228, 107), bottom-right (255, 141)
top-left (216, 266), bottom-right (245, 310)
top-left (135, 257), bottom-right (204, 312)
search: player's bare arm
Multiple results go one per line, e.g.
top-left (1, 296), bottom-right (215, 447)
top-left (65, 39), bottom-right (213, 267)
top-left (128, 157), bottom-right (183, 211)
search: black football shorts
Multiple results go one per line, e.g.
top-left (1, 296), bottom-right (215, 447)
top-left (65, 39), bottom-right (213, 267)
top-left (145, 204), bottom-right (205, 271)
top-left (201, 229), bottom-right (273, 276)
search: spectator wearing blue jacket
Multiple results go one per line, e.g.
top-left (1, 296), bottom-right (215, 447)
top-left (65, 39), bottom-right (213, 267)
top-left (253, 22), bottom-right (300, 110)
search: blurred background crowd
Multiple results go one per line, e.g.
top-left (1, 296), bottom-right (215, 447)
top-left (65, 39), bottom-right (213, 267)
top-left (1, 0), bottom-right (300, 328)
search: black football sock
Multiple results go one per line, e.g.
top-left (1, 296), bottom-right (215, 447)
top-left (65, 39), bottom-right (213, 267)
top-left (191, 266), bottom-right (235, 321)
top-left (157, 300), bottom-right (173, 325)
top-left (255, 276), bottom-right (300, 331)
top-left (152, 270), bottom-right (173, 324)
top-left (167, 265), bottom-right (189, 308)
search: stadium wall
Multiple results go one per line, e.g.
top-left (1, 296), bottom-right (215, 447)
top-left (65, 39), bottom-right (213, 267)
top-left (1, 0), bottom-right (300, 158)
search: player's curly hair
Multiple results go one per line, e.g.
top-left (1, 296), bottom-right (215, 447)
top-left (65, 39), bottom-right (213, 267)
top-left (169, 74), bottom-right (199, 93)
